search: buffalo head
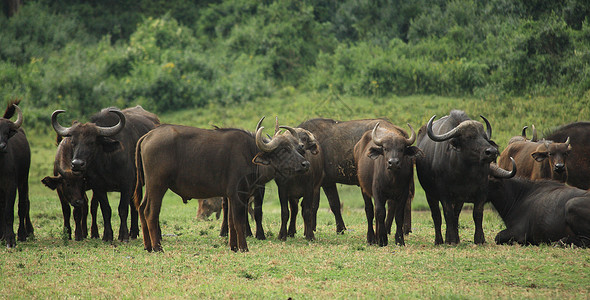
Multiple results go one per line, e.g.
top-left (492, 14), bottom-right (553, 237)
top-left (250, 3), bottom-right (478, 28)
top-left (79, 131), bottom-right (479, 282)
top-left (42, 169), bottom-right (87, 207)
top-left (0, 104), bottom-right (23, 153)
top-left (51, 109), bottom-right (125, 172)
top-left (427, 115), bottom-right (499, 164)
top-left (531, 138), bottom-right (571, 176)
top-left (368, 123), bottom-right (421, 170)
top-left (253, 118), bottom-right (311, 176)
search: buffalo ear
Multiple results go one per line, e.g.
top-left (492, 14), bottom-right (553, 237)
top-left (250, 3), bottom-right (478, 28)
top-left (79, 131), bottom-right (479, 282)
top-left (42, 176), bottom-right (62, 190)
top-left (368, 147), bottom-right (383, 160)
top-left (99, 137), bottom-right (122, 153)
top-left (531, 151), bottom-right (548, 162)
top-left (449, 138), bottom-right (460, 150)
top-left (253, 152), bottom-right (271, 165)
top-left (8, 128), bottom-right (18, 139)
top-left (307, 143), bottom-right (319, 155)
top-left (405, 146), bottom-right (423, 157)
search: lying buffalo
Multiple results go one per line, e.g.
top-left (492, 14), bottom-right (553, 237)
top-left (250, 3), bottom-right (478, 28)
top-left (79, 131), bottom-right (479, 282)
top-left (196, 197), bottom-right (223, 221)
top-left (416, 110), bottom-right (513, 245)
top-left (0, 100), bottom-right (33, 247)
top-left (133, 119), bottom-right (311, 252)
top-left (354, 123), bottom-right (420, 246)
top-left (488, 176), bottom-right (590, 247)
top-left (50, 106), bottom-right (160, 241)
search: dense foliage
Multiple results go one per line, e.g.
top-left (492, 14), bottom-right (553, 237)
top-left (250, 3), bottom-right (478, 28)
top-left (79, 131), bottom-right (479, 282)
top-left (1, 0), bottom-right (589, 125)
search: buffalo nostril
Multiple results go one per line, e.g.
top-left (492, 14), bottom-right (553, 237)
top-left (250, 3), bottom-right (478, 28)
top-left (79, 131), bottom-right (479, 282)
top-left (301, 161), bottom-right (310, 169)
top-left (484, 148), bottom-right (498, 157)
top-left (71, 159), bottom-right (86, 171)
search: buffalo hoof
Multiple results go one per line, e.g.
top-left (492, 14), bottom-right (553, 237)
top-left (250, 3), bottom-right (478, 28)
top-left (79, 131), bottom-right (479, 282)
top-left (336, 224), bottom-right (347, 234)
top-left (255, 232), bottom-right (266, 240)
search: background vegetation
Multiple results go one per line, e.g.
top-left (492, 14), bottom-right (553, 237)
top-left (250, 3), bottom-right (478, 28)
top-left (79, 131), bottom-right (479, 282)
top-left (1, 1), bottom-right (590, 298)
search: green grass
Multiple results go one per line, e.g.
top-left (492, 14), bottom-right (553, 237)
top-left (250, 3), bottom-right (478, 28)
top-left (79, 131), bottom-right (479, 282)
top-left (2, 93), bottom-right (590, 298)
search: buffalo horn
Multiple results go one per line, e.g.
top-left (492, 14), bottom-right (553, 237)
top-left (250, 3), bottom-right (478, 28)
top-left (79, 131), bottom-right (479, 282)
top-left (274, 117), bottom-right (280, 136)
top-left (406, 123), bottom-right (416, 145)
top-left (427, 115), bottom-right (460, 142)
top-left (564, 136), bottom-right (570, 147)
top-left (279, 125), bottom-right (298, 137)
top-left (521, 126), bottom-right (528, 138)
top-left (490, 157), bottom-right (517, 179)
top-left (371, 123), bottom-right (384, 146)
top-left (11, 104), bottom-right (23, 129)
top-left (531, 124), bottom-right (538, 142)
top-left (96, 109), bottom-right (125, 137)
top-left (256, 116), bottom-right (265, 133)
top-left (51, 110), bottom-right (72, 137)
top-left (256, 126), bottom-right (280, 152)
top-left (480, 115), bottom-right (492, 139)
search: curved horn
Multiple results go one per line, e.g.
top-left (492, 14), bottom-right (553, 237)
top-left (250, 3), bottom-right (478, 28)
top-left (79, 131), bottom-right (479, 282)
top-left (427, 115), bottom-right (460, 142)
top-left (480, 115), bottom-right (492, 139)
top-left (256, 116), bottom-right (265, 133)
top-left (279, 125), bottom-right (298, 137)
top-left (256, 127), bottom-right (280, 152)
top-left (521, 126), bottom-right (528, 138)
top-left (531, 124), bottom-right (538, 142)
top-left (10, 104), bottom-right (23, 129)
top-left (564, 136), bottom-right (570, 147)
top-left (371, 123), bottom-right (384, 146)
top-left (96, 109), bottom-right (125, 137)
top-left (490, 157), bottom-right (517, 179)
top-left (51, 110), bottom-right (72, 136)
top-left (406, 123), bottom-right (416, 145)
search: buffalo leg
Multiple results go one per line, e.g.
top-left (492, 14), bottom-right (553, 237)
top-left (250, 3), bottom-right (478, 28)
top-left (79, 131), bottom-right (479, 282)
top-left (129, 200), bottom-right (139, 239)
top-left (141, 186), bottom-right (166, 252)
top-left (220, 197), bottom-right (228, 237)
top-left (373, 191), bottom-right (388, 247)
top-left (117, 190), bottom-right (131, 242)
top-left (252, 187), bottom-right (266, 240)
top-left (17, 181), bottom-right (33, 241)
top-left (277, 187), bottom-right (290, 241)
top-left (403, 180), bottom-right (414, 235)
top-left (94, 191), bottom-right (114, 242)
top-left (442, 201), bottom-right (462, 245)
top-left (392, 196), bottom-right (406, 246)
top-left (495, 229), bottom-right (517, 245)
top-left (90, 193), bottom-right (99, 239)
top-left (362, 192), bottom-right (376, 245)
top-left (58, 189), bottom-right (73, 240)
top-left (302, 184), bottom-right (317, 241)
top-left (426, 191), bottom-right (444, 245)
top-left (288, 197), bottom-right (299, 238)
top-left (2, 189), bottom-right (17, 248)
top-left (72, 202), bottom-right (87, 241)
top-left (322, 183), bottom-right (346, 233)
top-left (228, 192), bottom-right (249, 252)
top-left (473, 200), bottom-right (486, 244)
top-left (565, 197), bottom-right (590, 247)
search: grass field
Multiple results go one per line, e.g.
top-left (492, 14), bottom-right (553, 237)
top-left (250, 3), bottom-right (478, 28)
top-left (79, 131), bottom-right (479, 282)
top-left (2, 94), bottom-right (590, 298)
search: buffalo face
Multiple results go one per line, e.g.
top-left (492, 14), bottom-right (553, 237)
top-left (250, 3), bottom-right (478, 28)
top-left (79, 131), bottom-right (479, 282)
top-left (51, 109), bottom-right (125, 172)
top-left (531, 138), bottom-right (571, 177)
top-left (369, 123), bottom-right (420, 170)
top-left (427, 116), bottom-right (498, 164)
top-left (42, 170), bottom-right (87, 207)
top-left (253, 126), bottom-right (311, 176)
top-left (0, 104), bottom-right (23, 153)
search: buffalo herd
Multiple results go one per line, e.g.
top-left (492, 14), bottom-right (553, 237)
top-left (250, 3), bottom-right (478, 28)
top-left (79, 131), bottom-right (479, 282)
top-left (0, 101), bottom-right (588, 251)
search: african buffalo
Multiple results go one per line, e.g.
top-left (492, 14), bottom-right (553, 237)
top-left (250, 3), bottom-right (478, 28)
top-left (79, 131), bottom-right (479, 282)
top-left (196, 197), bottom-right (223, 221)
top-left (297, 118), bottom-right (413, 235)
top-left (354, 123), bottom-right (420, 246)
top-left (51, 106), bottom-right (159, 242)
top-left (0, 100), bottom-right (33, 247)
top-left (416, 110), bottom-right (512, 245)
top-left (545, 122), bottom-right (590, 189)
top-left (273, 125), bottom-right (323, 241)
top-left (133, 119), bottom-right (311, 252)
top-left (488, 176), bottom-right (590, 247)
top-left (42, 136), bottom-right (102, 240)
top-left (498, 137), bottom-right (571, 182)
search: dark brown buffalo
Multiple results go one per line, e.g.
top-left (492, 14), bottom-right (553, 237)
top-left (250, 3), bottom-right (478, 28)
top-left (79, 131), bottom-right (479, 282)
top-left (0, 101), bottom-right (33, 247)
top-left (498, 137), bottom-right (571, 182)
top-left (133, 120), bottom-right (311, 252)
top-left (545, 122), bottom-right (590, 189)
top-left (273, 125), bottom-right (323, 241)
top-left (488, 176), bottom-right (590, 247)
top-left (51, 106), bottom-right (160, 242)
top-left (416, 110), bottom-right (512, 245)
top-left (354, 123), bottom-right (420, 246)
top-left (297, 118), bottom-right (413, 235)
